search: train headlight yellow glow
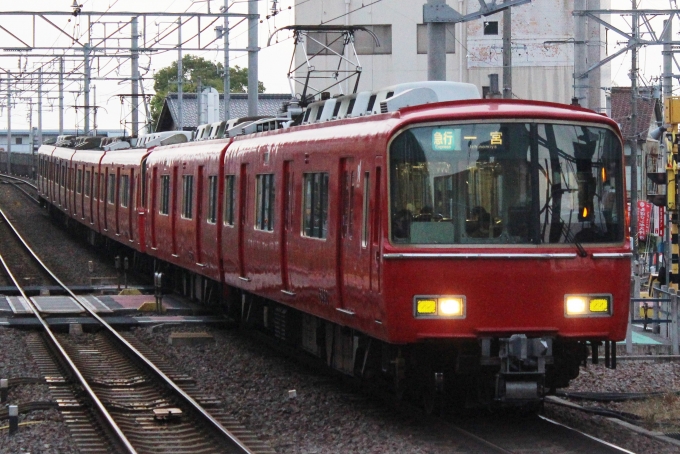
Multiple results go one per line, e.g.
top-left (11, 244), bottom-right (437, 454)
top-left (439, 298), bottom-right (464, 316)
top-left (414, 296), bottom-right (466, 319)
top-left (565, 294), bottom-right (612, 317)
top-left (566, 296), bottom-right (587, 315)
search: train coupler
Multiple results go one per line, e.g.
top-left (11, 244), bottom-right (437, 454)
top-left (491, 334), bottom-right (553, 402)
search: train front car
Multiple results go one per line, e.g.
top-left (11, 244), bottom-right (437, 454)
top-left (382, 100), bottom-right (629, 408)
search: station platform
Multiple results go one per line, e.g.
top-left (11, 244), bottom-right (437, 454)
top-left (0, 290), bottom-right (228, 327)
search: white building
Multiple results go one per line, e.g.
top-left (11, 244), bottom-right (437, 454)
top-left (294, 0), bottom-right (610, 110)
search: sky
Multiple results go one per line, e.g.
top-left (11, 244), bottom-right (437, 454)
top-left (0, 0), bottom-right (676, 132)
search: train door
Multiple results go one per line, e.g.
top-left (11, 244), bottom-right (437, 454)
top-left (150, 166), bottom-right (158, 249)
top-left (89, 166), bottom-right (95, 224)
top-left (195, 166), bottom-right (204, 264)
top-left (371, 159), bottom-right (382, 293)
top-left (280, 160), bottom-right (293, 294)
top-left (172, 166), bottom-right (178, 256)
top-left (115, 167), bottom-right (121, 235)
top-left (129, 168), bottom-right (135, 241)
top-left (103, 168), bottom-right (109, 231)
top-left (237, 163), bottom-right (248, 280)
top-left (336, 157), bottom-right (355, 311)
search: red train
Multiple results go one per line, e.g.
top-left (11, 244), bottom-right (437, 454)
top-left (37, 82), bottom-right (630, 410)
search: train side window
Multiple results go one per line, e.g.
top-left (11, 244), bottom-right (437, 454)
top-left (160, 175), bottom-right (170, 215)
top-left (224, 175), bottom-right (235, 225)
top-left (100, 173), bottom-right (106, 201)
top-left (182, 175), bottom-right (194, 219)
top-left (84, 170), bottom-right (91, 196)
top-left (207, 175), bottom-right (218, 224)
top-left (255, 174), bottom-right (275, 231)
top-left (302, 172), bottom-right (329, 239)
top-left (94, 172), bottom-right (99, 199)
top-left (108, 173), bottom-right (116, 204)
top-left (76, 169), bottom-right (83, 193)
top-left (61, 164), bottom-right (66, 186)
top-left (120, 175), bottom-right (130, 208)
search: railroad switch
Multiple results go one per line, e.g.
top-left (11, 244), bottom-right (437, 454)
top-left (153, 407), bottom-right (183, 422)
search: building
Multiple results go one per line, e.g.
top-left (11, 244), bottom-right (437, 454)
top-left (156, 93), bottom-right (293, 132)
top-left (294, 0), bottom-right (610, 110)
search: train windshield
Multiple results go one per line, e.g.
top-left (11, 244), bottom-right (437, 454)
top-left (389, 122), bottom-right (624, 245)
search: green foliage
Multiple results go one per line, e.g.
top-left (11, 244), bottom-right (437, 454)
top-left (150, 55), bottom-right (266, 130)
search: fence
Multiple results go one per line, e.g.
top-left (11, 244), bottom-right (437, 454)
top-left (627, 279), bottom-right (680, 355)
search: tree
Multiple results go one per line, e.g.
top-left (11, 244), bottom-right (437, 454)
top-left (150, 55), bottom-right (265, 129)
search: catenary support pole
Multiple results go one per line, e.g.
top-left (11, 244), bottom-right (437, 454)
top-left (502, 0), bottom-right (512, 99)
top-left (7, 77), bottom-right (11, 174)
top-left (427, 0), bottom-right (446, 81)
top-left (223, 0), bottom-right (230, 121)
top-left (59, 57), bottom-right (64, 135)
top-left (177, 17), bottom-right (183, 131)
top-left (630, 0), bottom-right (639, 262)
top-left (131, 17), bottom-right (139, 137)
top-left (84, 43), bottom-right (91, 134)
top-left (247, 0), bottom-right (258, 116)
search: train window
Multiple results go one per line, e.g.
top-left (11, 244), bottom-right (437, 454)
top-left (182, 175), bottom-right (193, 219)
top-left (389, 123), bottom-right (624, 245)
top-left (208, 175), bottom-right (218, 224)
top-left (108, 173), bottom-right (116, 204)
top-left (362, 172), bottom-right (370, 247)
top-left (255, 174), bottom-right (275, 231)
top-left (76, 169), bottom-right (82, 194)
top-left (160, 175), bottom-right (170, 215)
top-left (94, 172), bottom-right (99, 199)
top-left (61, 164), bottom-right (66, 186)
top-left (84, 170), bottom-right (91, 196)
top-left (100, 173), bottom-right (105, 201)
top-left (120, 175), bottom-right (130, 208)
top-left (224, 175), bottom-right (236, 226)
top-left (302, 172), bottom-right (329, 239)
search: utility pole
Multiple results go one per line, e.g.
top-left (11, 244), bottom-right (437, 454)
top-left (131, 16), bottom-right (139, 137)
top-left (247, 0), bottom-right (258, 116)
top-left (427, 0), bottom-right (447, 81)
top-left (630, 0), bottom-right (639, 261)
top-left (574, 0), bottom-right (588, 107)
top-left (223, 0), bottom-right (230, 121)
top-left (38, 67), bottom-right (42, 148)
top-left (177, 17), bottom-right (183, 131)
top-left (502, 0), bottom-right (512, 98)
top-left (6, 77), bottom-right (11, 174)
top-left (59, 57), bottom-right (64, 135)
top-left (84, 43), bottom-right (91, 134)
top-left (663, 18), bottom-right (675, 287)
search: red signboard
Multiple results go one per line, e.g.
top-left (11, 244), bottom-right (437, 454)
top-left (637, 201), bottom-right (652, 241)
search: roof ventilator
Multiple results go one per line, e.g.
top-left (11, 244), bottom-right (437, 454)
top-left (379, 88), bottom-right (439, 114)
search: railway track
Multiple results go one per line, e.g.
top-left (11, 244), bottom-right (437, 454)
top-left (0, 173), bottom-right (39, 205)
top-left (0, 205), bottom-right (274, 454)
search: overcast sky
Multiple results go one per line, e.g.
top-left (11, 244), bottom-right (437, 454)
top-left (0, 0), bottom-right (676, 132)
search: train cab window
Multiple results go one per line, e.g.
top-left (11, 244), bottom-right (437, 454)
top-left (107, 174), bottom-right (116, 204)
top-left (182, 175), bottom-right (193, 219)
top-left (255, 174), bottom-right (275, 231)
top-left (160, 175), bottom-right (170, 215)
top-left (84, 170), bottom-right (91, 196)
top-left (224, 175), bottom-right (236, 226)
top-left (208, 175), bottom-right (218, 224)
top-left (302, 173), bottom-right (329, 239)
top-left (389, 123), bottom-right (624, 245)
top-left (120, 175), bottom-right (130, 208)
top-left (76, 169), bottom-right (83, 194)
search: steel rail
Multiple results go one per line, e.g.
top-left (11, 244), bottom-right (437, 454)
top-left (0, 206), bottom-right (254, 454)
top-left (0, 207), bottom-right (136, 453)
top-left (0, 173), bottom-right (37, 189)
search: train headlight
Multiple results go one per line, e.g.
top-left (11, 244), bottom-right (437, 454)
top-left (414, 296), bottom-right (466, 319)
top-left (565, 294), bottom-right (612, 317)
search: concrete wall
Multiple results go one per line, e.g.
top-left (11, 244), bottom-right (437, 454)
top-left (0, 151), bottom-right (37, 178)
